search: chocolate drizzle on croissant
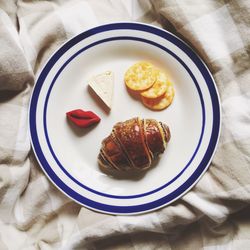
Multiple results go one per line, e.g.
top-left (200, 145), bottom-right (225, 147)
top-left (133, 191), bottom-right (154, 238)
top-left (98, 117), bottom-right (170, 171)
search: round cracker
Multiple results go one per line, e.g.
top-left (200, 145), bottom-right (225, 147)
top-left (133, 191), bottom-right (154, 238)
top-left (125, 62), bottom-right (156, 91)
top-left (140, 70), bottom-right (168, 99)
top-left (142, 84), bottom-right (175, 110)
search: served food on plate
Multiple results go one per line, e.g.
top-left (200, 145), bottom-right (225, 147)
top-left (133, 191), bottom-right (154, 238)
top-left (98, 117), bottom-right (170, 172)
top-left (88, 71), bottom-right (114, 109)
top-left (66, 109), bottom-right (100, 128)
top-left (124, 62), bottom-right (175, 110)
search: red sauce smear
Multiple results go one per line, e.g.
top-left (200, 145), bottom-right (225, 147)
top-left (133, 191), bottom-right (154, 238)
top-left (66, 109), bottom-right (101, 128)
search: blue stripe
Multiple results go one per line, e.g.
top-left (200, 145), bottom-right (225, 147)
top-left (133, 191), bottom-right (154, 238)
top-left (30, 23), bottom-right (220, 214)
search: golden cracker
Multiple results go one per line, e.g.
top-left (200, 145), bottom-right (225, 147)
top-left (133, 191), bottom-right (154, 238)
top-left (142, 84), bottom-right (175, 110)
top-left (141, 70), bottom-right (168, 99)
top-left (125, 62), bottom-right (156, 91)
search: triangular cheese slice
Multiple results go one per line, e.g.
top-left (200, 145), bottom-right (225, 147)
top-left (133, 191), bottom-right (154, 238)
top-left (88, 71), bottom-right (114, 109)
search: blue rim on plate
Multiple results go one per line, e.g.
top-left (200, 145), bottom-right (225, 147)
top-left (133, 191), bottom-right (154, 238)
top-left (29, 22), bottom-right (221, 214)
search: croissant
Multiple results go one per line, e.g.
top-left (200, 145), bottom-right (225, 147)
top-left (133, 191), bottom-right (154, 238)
top-left (98, 117), bottom-right (170, 171)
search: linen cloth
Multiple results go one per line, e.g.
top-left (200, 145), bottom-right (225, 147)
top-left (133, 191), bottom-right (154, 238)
top-left (0, 0), bottom-right (250, 249)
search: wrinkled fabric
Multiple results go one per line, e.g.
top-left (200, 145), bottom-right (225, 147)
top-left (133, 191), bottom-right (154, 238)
top-left (0, 0), bottom-right (249, 249)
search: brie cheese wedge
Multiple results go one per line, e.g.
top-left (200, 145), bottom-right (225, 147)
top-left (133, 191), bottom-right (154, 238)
top-left (88, 71), bottom-right (114, 109)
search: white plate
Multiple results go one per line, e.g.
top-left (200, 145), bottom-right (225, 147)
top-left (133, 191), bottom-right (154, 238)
top-left (29, 22), bottom-right (221, 215)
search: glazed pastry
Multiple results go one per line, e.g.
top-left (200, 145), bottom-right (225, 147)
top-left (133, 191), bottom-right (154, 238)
top-left (98, 117), bottom-right (170, 171)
